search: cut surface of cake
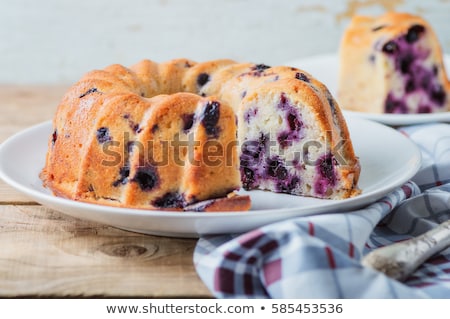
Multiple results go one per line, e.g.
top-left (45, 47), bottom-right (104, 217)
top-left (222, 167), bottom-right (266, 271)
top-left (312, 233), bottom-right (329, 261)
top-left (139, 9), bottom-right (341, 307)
top-left (41, 59), bottom-right (361, 211)
top-left (236, 78), bottom-right (360, 199)
top-left (338, 12), bottom-right (450, 114)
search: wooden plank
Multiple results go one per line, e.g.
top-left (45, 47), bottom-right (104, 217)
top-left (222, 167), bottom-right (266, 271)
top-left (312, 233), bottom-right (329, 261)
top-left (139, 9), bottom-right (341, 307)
top-left (0, 85), bottom-right (68, 143)
top-left (0, 85), bottom-right (67, 203)
top-left (0, 205), bottom-right (211, 297)
top-left (0, 181), bottom-right (36, 204)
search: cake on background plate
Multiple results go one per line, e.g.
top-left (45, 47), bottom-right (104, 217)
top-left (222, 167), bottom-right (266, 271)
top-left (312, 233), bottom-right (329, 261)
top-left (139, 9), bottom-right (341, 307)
top-left (338, 12), bottom-right (450, 114)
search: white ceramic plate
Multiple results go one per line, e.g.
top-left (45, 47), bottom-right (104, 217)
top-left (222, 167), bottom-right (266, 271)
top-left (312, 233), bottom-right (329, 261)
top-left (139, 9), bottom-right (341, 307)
top-left (0, 118), bottom-right (421, 238)
top-left (287, 54), bottom-right (450, 126)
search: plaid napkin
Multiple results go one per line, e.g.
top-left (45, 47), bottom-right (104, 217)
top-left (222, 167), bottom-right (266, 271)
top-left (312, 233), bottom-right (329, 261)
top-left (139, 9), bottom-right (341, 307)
top-left (194, 123), bottom-right (450, 298)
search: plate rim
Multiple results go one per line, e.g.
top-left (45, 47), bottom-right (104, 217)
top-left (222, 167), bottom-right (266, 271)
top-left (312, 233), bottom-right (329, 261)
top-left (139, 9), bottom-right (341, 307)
top-left (0, 118), bottom-right (422, 236)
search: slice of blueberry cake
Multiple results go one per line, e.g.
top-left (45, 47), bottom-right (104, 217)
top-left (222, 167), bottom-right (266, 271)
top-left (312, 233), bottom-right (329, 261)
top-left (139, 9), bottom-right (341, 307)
top-left (187, 62), bottom-right (361, 199)
top-left (338, 12), bottom-right (450, 114)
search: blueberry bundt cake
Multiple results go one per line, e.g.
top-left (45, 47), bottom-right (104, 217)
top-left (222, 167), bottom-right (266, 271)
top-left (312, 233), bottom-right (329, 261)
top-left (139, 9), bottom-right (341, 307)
top-left (338, 12), bottom-right (450, 114)
top-left (40, 59), bottom-right (361, 211)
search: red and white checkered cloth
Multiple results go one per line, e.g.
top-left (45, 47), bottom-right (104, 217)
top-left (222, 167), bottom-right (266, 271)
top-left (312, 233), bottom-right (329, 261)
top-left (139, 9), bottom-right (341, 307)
top-left (194, 123), bottom-right (450, 298)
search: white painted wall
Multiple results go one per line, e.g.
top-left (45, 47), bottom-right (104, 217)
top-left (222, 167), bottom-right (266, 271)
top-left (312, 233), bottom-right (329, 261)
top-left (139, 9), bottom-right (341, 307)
top-left (1, 0), bottom-right (449, 84)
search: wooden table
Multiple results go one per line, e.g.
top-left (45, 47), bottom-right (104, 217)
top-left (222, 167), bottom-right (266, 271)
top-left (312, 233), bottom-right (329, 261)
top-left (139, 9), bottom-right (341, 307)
top-left (0, 85), bottom-right (212, 298)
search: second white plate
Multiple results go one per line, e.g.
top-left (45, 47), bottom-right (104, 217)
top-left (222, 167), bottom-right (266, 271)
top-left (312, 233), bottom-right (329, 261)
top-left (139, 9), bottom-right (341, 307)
top-left (0, 117), bottom-right (421, 237)
top-left (287, 53), bottom-right (450, 126)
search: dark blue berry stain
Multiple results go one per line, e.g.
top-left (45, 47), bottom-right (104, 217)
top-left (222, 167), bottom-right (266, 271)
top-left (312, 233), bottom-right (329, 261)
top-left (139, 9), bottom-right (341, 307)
top-left (243, 107), bottom-right (258, 124)
top-left (380, 24), bottom-right (446, 113)
top-left (240, 133), bottom-right (301, 194)
top-left (131, 166), bottom-right (159, 191)
top-left (276, 94), bottom-right (303, 148)
top-left (405, 79), bottom-right (415, 93)
top-left (382, 41), bottom-right (398, 54)
top-left (79, 87), bottom-right (99, 98)
top-left (432, 65), bottom-right (439, 75)
top-left (430, 85), bottom-right (446, 105)
top-left (314, 153), bottom-right (337, 196)
top-left (122, 114), bottom-right (142, 133)
top-left (241, 167), bottom-right (255, 189)
top-left (197, 73), bottom-right (210, 87)
top-left (267, 156), bottom-right (300, 194)
top-left (51, 129), bottom-right (57, 145)
top-left (287, 113), bottom-right (301, 131)
top-left (276, 132), bottom-right (290, 149)
top-left (295, 72), bottom-right (309, 82)
top-left (253, 64), bottom-right (271, 72)
top-left (112, 166), bottom-right (130, 187)
top-left (266, 157), bottom-right (288, 180)
top-left (152, 192), bottom-right (185, 208)
top-left (201, 101), bottom-right (220, 137)
top-left (132, 123), bottom-right (141, 133)
top-left (278, 93), bottom-right (289, 109)
top-left (240, 133), bottom-right (268, 189)
top-left (399, 53), bottom-right (414, 74)
top-left (405, 24), bottom-right (425, 44)
top-left (181, 113), bottom-right (195, 132)
top-left (277, 175), bottom-right (300, 194)
top-left (245, 64), bottom-right (271, 77)
top-left (385, 93), bottom-right (408, 113)
top-left (96, 127), bottom-right (111, 143)
top-left (112, 140), bottom-right (135, 187)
